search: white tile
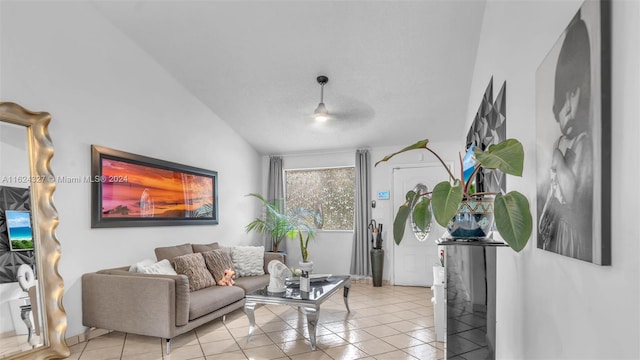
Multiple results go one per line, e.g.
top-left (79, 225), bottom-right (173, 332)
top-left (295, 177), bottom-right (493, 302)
top-left (352, 339), bottom-right (397, 356)
top-left (243, 344), bottom-right (287, 360)
top-left (323, 344), bottom-right (370, 359)
top-left (238, 334), bottom-right (275, 349)
top-left (200, 339), bottom-right (241, 355)
top-left (162, 344), bottom-right (204, 360)
top-left (279, 339), bottom-right (313, 356)
top-left (380, 333), bottom-right (425, 349)
top-left (205, 350), bottom-right (248, 360)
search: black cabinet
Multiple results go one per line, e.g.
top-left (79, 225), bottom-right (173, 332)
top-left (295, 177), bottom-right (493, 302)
top-left (440, 240), bottom-right (507, 360)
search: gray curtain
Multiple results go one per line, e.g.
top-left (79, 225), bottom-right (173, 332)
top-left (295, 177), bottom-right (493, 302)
top-left (350, 149), bottom-right (372, 276)
top-left (267, 156), bottom-right (284, 252)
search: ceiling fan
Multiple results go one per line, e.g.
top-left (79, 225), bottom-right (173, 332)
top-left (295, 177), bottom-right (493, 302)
top-left (313, 75), bottom-right (330, 122)
top-left (310, 75), bottom-right (374, 125)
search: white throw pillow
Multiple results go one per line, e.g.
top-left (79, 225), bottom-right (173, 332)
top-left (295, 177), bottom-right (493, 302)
top-left (136, 259), bottom-right (178, 275)
top-left (129, 259), bottom-right (156, 273)
top-left (230, 246), bottom-right (265, 277)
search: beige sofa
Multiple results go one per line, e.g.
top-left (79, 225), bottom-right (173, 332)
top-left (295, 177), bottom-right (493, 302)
top-left (82, 243), bottom-right (284, 353)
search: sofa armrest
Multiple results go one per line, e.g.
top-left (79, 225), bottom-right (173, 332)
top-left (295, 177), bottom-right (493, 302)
top-left (263, 252), bottom-right (286, 274)
top-left (96, 268), bottom-right (190, 326)
top-left (82, 270), bottom-right (190, 338)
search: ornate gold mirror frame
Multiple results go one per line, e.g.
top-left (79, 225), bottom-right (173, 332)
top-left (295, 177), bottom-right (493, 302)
top-left (0, 102), bottom-right (69, 359)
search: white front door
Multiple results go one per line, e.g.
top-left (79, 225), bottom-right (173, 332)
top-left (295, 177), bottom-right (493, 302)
top-left (392, 165), bottom-right (447, 286)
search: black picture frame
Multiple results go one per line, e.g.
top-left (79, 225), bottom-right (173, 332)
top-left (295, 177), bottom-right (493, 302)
top-left (91, 145), bottom-right (219, 228)
top-left (535, 0), bottom-right (610, 265)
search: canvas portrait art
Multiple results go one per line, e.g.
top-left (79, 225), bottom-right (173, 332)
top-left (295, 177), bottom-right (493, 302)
top-left (536, 1), bottom-right (610, 265)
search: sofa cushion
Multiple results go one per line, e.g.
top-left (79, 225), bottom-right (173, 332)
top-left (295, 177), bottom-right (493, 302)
top-left (189, 285), bottom-right (245, 320)
top-left (230, 246), bottom-right (265, 277)
top-left (173, 253), bottom-right (216, 292)
top-left (202, 249), bottom-right (235, 284)
top-left (155, 243), bottom-right (194, 262)
top-left (192, 242), bottom-right (220, 253)
top-left (234, 274), bottom-right (270, 294)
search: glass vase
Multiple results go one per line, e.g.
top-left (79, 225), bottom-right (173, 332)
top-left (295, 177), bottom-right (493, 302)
top-left (443, 196), bottom-right (495, 240)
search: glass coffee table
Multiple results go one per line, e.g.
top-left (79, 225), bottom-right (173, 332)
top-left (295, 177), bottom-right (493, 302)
top-left (244, 275), bottom-right (351, 351)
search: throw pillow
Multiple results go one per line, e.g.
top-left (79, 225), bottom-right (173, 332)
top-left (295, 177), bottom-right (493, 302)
top-left (135, 259), bottom-right (178, 275)
top-left (129, 259), bottom-right (155, 273)
top-left (202, 249), bottom-right (235, 283)
top-left (230, 245), bottom-right (265, 277)
top-left (172, 253), bottom-right (216, 291)
top-left (192, 242), bottom-right (220, 253)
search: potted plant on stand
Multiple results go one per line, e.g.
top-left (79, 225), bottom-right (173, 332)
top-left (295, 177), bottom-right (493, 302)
top-left (245, 193), bottom-right (296, 253)
top-left (376, 138), bottom-right (532, 251)
top-left (246, 193), bottom-right (318, 253)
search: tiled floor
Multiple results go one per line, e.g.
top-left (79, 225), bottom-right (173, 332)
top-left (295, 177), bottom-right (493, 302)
top-left (0, 333), bottom-right (42, 359)
top-left (68, 281), bottom-right (444, 360)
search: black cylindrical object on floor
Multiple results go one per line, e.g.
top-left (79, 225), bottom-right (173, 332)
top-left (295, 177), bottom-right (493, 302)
top-left (370, 248), bottom-right (384, 287)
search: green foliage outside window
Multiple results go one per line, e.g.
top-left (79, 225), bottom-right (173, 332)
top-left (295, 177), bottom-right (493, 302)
top-left (285, 167), bottom-right (355, 231)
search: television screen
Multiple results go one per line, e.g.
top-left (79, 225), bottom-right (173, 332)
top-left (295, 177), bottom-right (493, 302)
top-left (6, 210), bottom-right (34, 251)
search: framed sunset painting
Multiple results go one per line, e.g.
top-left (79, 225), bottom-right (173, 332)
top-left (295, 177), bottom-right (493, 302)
top-left (91, 145), bottom-right (218, 228)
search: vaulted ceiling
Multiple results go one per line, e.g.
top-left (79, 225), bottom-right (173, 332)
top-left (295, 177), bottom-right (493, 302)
top-left (94, 1), bottom-right (486, 155)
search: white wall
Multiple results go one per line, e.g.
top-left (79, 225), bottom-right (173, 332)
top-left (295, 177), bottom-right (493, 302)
top-left (0, 122), bottom-right (29, 186)
top-left (469, 0), bottom-right (639, 358)
top-left (1, 2), bottom-right (263, 338)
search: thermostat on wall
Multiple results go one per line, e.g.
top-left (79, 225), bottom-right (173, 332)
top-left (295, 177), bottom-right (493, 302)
top-left (377, 191), bottom-right (390, 200)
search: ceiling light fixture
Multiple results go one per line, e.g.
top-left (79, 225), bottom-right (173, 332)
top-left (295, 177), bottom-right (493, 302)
top-left (314, 75), bottom-right (329, 122)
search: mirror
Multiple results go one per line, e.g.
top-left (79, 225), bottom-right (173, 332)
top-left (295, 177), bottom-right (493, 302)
top-left (0, 102), bottom-right (69, 359)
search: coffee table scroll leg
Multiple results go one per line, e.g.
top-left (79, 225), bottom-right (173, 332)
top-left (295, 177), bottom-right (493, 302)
top-left (303, 306), bottom-right (319, 351)
top-left (343, 284), bottom-right (351, 312)
top-left (244, 301), bottom-right (257, 340)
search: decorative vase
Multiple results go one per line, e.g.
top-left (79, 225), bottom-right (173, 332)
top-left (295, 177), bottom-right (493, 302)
top-left (444, 196), bottom-right (495, 240)
top-left (298, 261), bottom-right (313, 292)
top-left (370, 249), bottom-right (384, 287)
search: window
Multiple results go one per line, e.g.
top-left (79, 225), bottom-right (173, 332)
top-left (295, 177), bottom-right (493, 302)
top-left (285, 167), bottom-right (355, 231)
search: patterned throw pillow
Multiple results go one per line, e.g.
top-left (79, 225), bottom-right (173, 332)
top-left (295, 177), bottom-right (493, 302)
top-left (230, 246), bottom-right (265, 277)
top-left (172, 253), bottom-right (216, 291)
top-left (202, 249), bottom-right (235, 284)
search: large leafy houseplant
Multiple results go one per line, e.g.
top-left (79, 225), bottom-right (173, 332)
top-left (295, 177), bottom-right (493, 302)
top-left (245, 193), bottom-right (316, 254)
top-left (376, 138), bottom-right (532, 252)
